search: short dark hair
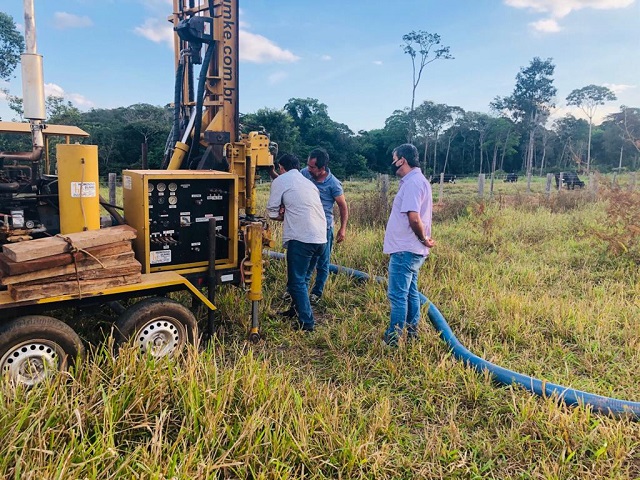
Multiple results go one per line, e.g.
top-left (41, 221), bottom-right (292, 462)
top-left (277, 153), bottom-right (300, 172)
top-left (393, 143), bottom-right (420, 167)
top-left (308, 147), bottom-right (329, 169)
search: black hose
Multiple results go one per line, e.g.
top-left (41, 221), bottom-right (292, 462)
top-left (187, 40), bottom-right (215, 168)
top-left (265, 250), bottom-right (640, 419)
top-left (173, 60), bottom-right (184, 146)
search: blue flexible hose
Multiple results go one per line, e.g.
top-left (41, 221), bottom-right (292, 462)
top-left (265, 250), bottom-right (640, 418)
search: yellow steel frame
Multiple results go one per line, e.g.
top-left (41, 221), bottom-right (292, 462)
top-left (0, 271), bottom-right (216, 311)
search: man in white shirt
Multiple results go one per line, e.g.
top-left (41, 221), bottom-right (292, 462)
top-left (267, 154), bottom-right (327, 332)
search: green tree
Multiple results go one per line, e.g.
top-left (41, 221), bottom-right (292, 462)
top-left (606, 106), bottom-right (640, 157)
top-left (414, 101), bottom-right (455, 175)
top-left (240, 108), bottom-right (300, 156)
top-left (492, 57), bottom-right (557, 189)
top-left (0, 12), bottom-right (24, 81)
top-left (123, 104), bottom-right (171, 169)
top-left (46, 96), bottom-right (81, 125)
top-left (553, 115), bottom-right (589, 169)
top-left (566, 85), bottom-right (617, 173)
top-left (283, 97), bottom-right (357, 177)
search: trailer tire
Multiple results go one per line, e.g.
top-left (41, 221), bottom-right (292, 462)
top-left (0, 316), bottom-right (85, 387)
top-left (115, 297), bottom-right (198, 358)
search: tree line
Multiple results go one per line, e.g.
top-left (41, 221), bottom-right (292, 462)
top-left (2, 90), bottom-right (637, 181)
top-left (1, 13), bottom-right (638, 179)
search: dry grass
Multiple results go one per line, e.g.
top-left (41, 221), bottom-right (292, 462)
top-left (0, 176), bottom-right (639, 478)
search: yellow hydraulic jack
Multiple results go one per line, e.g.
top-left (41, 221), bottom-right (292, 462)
top-left (243, 222), bottom-right (266, 342)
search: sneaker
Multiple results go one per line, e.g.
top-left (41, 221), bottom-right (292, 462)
top-left (277, 306), bottom-right (297, 318)
top-left (309, 293), bottom-right (321, 306)
top-left (292, 320), bottom-right (314, 332)
top-left (282, 291), bottom-right (292, 303)
top-left (382, 333), bottom-right (398, 348)
top-left (381, 338), bottom-right (398, 349)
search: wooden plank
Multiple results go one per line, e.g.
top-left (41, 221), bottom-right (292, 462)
top-left (0, 241), bottom-right (132, 276)
top-left (15, 264), bottom-right (141, 286)
top-left (2, 225), bottom-right (137, 262)
top-left (8, 273), bottom-right (142, 301)
top-left (1, 252), bottom-right (136, 285)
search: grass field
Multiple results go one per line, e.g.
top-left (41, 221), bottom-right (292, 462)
top-left (2, 173), bottom-right (639, 479)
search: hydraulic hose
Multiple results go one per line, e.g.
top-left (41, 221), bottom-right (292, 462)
top-left (265, 250), bottom-right (640, 419)
top-left (187, 29), bottom-right (215, 168)
top-left (173, 60), bottom-right (184, 146)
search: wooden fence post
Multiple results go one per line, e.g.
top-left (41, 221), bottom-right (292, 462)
top-left (478, 174), bottom-right (485, 198)
top-left (439, 172), bottom-right (444, 202)
top-left (108, 173), bottom-right (117, 206)
top-left (545, 173), bottom-right (553, 198)
top-left (589, 173), bottom-right (598, 197)
top-left (380, 174), bottom-right (389, 199)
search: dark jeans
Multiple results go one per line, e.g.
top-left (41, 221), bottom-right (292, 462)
top-left (287, 240), bottom-right (325, 328)
top-left (305, 226), bottom-right (333, 297)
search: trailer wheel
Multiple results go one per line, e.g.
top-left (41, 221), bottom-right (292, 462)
top-left (115, 297), bottom-right (198, 357)
top-left (0, 316), bottom-right (85, 387)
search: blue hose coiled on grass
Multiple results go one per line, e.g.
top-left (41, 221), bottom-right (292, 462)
top-left (266, 250), bottom-right (640, 419)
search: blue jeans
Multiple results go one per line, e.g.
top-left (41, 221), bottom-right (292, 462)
top-left (305, 227), bottom-right (333, 296)
top-left (287, 240), bottom-right (325, 328)
top-left (384, 251), bottom-right (427, 345)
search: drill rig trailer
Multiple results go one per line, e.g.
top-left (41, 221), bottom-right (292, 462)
top-left (0, 0), bottom-right (273, 387)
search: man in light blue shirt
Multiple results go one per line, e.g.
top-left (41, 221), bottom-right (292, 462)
top-left (301, 148), bottom-right (348, 305)
top-left (267, 154), bottom-right (326, 332)
top-left (382, 143), bottom-right (435, 347)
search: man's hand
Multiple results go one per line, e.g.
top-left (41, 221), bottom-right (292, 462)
top-left (272, 204), bottom-right (285, 221)
top-left (336, 227), bottom-right (346, 243)
top-left (424, 237), bottom-right (435, 248)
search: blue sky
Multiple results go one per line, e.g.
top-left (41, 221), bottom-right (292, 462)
top-left (1, 0), bottom-right (638, 132)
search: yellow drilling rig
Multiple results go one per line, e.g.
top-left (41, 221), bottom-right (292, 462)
top-left (0, 0), bottom-right (275, 386)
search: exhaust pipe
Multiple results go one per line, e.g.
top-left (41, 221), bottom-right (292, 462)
top-left (21, 0), bottom-right (46, 151)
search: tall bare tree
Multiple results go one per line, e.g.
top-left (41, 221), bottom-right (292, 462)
top-left (566, 85), bottom-right (617, 173)
top-left (401, 31), bottom-right (453, 141)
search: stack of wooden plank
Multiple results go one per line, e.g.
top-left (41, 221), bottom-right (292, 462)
top-left (0, 225), bottom-right (142, 301)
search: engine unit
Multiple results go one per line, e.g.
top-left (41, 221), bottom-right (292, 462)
top-left (122, 170), bottom-right (238, 274)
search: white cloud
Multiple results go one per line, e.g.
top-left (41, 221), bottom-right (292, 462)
top-left (134, 18), bottom-right (174, 47)
top-left (505, 0), bottom-right (636, 32)
top-left (268, 71), bottom-right (288, 85)
top-left (321, 55), bottom-right (332, 61)
top-left (373, 60), bottom-right (383, 65)
top-left (505, 0), bottom-right (635, 17)
top-left (53, 12), bottom-right (93, 29)
top-left (134, 16), bottom-right (299, 64)
top-left (240, 31), bottom-right (299, 63)
top-left (45, 84), bottom-right (65, 98)
top-left (44, 83), bottom-right (94, 108)
top-left (603, 83), bottom-right (636, 95)
top-left (530, 18), bottom-right (562, 32)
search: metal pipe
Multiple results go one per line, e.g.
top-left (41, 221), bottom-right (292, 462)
top-left (207, 218), bottom-right (217, 338)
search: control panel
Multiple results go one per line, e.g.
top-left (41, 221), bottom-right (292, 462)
top-left (122, 170), bottom-right (238, 274)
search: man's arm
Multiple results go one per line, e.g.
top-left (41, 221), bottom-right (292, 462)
top-left (407, 211), bottom-right (435, 248)
top-left (334, 194), bottom-right (348, 243)
top-left (268, 165), bottom-right (279, 180)
top-left (266, 179), bottom-right (285, 221)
